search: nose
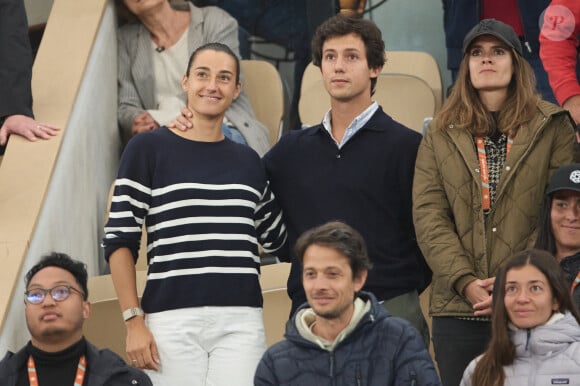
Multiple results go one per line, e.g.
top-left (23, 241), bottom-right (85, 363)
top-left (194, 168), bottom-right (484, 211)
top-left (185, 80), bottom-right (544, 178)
top-left (480, 50), bottom-right (493, 63)
top-left (206, 76), bottom-right (218, 91)
top-left (41, 292), bottom-right (57, 306)
top-left (333, 56), bottom-right (346, 72)
top-left (565, 203), bottom-right (580, 221)
top-left (515, 290), bottom-right (530, 303)
top-left (312, 276), bottom-right (329, 291)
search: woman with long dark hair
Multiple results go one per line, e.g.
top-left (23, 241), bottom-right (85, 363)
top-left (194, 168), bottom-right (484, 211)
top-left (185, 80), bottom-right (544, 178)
top-left (413, 19), bottom-right (576, 386)
top-left (461, 249), bottom-right (580, 386)
top-left (535, 163), bottom-right (580, 309)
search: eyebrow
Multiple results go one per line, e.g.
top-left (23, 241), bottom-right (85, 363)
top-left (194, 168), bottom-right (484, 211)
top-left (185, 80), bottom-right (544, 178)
top-left (505, 279), bottom-right (545, 285)
top-left (28, 280), bottom-right (72, 288)
top-left (304, 266), bottom-right (343, 272)
top-left (470, 44), bottom-right (508, 49)
top-left (194, 66), bottom-right (234, 75)
top-left (323, 48), bottom-right (361, 54)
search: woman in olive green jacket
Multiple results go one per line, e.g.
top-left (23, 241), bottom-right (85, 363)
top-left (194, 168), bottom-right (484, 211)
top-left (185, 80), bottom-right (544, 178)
top-left (412, 19), bottom-right (576, 386)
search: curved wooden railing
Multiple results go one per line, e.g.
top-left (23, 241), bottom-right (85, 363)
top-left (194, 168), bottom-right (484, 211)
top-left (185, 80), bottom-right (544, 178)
top-left (0, 0), bottom-right (120, 354)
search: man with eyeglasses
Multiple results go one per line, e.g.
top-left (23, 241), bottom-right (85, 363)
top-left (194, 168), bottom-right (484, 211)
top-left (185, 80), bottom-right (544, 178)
top-left (0, 252), bottom-right (152, 386)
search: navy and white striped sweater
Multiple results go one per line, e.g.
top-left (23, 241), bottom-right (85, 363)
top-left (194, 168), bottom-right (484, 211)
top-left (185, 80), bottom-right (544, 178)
top-left (103, 127), bottom-right (286, 313)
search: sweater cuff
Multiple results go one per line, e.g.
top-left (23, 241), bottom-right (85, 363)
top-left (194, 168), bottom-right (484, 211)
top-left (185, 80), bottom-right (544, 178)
top-left (557, 83), bottom-right (580, 107)
top-left (454, 274), bottom-right (477, 297)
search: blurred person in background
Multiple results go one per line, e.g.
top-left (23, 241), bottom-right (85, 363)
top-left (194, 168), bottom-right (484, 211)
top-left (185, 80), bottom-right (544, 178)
top-left (0, 0), bottom-right (59, 155)
top-left (116, 0), bottom-right (270, 155)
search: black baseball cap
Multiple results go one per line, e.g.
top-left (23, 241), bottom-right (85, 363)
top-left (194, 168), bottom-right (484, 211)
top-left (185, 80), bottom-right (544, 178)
top-left (463, 19), bottom-right (523, 56)
top-left (546, 163), bottom-right (580, 195)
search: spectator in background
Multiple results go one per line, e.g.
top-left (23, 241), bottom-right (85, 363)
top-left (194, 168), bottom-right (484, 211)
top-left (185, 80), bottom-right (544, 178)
top-left (442, 0), bottom-right (558, 103)
top-left (413, 19), bottom-right (576, 386)
top-left (116, 0), bottom-right (270, 155)
top-left (0, 0), bottom-right (59, 155)
top-left (104, 43), bottom-right (286, 385)
top-left (535, 163), bottom-right (580, 309)
top-left (540, 0), bottom-right (580, 133)
top-left (254, 221), bottom-right (441, 386)
top-left (460, 249), bottom-right (580, 386)
top-left (0, 252), bottom-right (152, 386)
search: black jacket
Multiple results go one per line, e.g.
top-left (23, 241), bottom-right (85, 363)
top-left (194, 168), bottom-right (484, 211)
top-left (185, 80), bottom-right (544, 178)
top-left (561, 251), bottom-right (580, 311)
top-left (0, 0), bottom-right (34, 154)
top-left (0, 339), bottom-right (152, 386)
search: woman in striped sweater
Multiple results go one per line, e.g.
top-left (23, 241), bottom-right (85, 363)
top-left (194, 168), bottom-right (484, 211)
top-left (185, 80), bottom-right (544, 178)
top-left (103, 42), bottom-right (286, 386)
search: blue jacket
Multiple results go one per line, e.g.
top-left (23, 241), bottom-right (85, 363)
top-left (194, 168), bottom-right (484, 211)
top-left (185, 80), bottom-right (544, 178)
top-left (263, 107), bottom-right (430, 309)
top-left (0, 339), bottom-right (152, 386)
top-left (254, 292), bottom-right (441, 386)
top-left (443, 0), bottom-right (549, 71)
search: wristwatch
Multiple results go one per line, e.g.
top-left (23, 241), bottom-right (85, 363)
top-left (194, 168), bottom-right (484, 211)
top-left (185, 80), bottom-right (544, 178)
top-left (122, 307), bottom-right (144, 321)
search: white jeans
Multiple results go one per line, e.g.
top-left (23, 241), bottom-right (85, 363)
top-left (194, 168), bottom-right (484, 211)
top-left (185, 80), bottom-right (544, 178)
top-left (145, 306), bottom-right (266, 386)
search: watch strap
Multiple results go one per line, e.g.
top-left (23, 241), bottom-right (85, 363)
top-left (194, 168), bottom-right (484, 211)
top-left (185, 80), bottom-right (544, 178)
top-left (122, 307), bottom-right (144, 321)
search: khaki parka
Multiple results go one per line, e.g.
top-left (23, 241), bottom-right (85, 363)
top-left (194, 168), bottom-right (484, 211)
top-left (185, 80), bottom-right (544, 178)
top-left (413, 100), bottom-right (576, 317)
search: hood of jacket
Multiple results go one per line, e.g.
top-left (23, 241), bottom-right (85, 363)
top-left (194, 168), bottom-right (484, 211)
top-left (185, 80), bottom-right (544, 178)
top-left (284, 291), bottom-right (386, 348)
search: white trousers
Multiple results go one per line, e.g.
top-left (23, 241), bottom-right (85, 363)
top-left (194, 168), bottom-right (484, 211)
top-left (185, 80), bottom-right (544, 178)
top-left (145, 306), bottom-right (266, 386)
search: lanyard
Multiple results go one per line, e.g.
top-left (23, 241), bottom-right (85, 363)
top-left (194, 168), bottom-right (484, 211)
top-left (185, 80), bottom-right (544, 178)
top-left (27, 355), bottom-right (86, 386)
top-left (476, 135), bottom-right (513, 211)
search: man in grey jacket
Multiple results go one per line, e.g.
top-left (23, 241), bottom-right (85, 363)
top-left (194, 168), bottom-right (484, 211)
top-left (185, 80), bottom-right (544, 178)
top-left (0, 252), bottom-right (151, 386)
top-left (254, 221), bottom-right (440, 386)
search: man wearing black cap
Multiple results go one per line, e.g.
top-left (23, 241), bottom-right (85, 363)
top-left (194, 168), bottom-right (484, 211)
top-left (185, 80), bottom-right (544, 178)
top-left (535, 163), bottom-right (580, 308)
